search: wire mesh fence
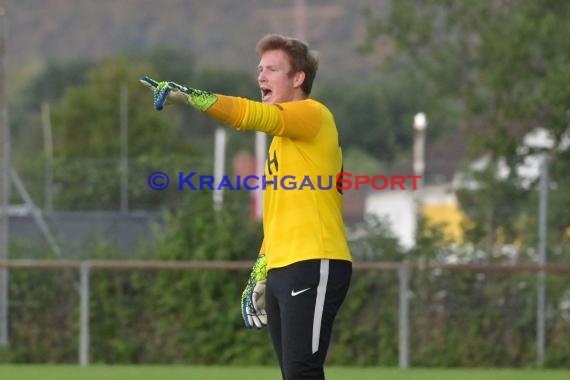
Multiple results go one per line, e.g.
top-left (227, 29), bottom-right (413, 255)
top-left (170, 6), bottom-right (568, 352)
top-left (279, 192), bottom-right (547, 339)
top-left (0, 260), bottom-right (569, 368)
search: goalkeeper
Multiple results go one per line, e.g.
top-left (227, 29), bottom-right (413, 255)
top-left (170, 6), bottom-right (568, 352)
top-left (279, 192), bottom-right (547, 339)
top-left (141, 34), bottom-right (352, 380)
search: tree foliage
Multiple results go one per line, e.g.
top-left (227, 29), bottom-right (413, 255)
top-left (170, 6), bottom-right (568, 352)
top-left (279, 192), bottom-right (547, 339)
top-left (364, 1), bottom-right (570, 149)
top-left (12, 49), bottom-right (263, 210)
top-left (363, 0), bottom-right (570, 252)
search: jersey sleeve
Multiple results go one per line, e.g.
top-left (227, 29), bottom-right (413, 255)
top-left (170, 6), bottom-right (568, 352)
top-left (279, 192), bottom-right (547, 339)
top-left (205, 94), bottom-right (321, 140)
top-left (259, 239), bottom-right (266, 255)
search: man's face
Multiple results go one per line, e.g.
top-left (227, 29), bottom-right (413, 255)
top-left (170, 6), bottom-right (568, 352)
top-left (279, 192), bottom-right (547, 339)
top-left (257, 49), bottom-right (304, 104)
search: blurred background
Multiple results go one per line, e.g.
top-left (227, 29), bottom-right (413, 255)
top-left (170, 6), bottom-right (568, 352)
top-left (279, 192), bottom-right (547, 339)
top-left (0, 0), bottom-right (569, 371)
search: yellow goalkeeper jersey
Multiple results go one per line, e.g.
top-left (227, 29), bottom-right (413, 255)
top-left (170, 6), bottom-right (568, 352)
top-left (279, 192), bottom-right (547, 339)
top-left (207, 95), bottom-right (352, 269)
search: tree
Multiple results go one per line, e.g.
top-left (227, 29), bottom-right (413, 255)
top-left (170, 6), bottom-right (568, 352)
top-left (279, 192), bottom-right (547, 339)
top-left (14, 48), bottom-right (264, 211)
top-left (362, 0), bottom-right (570, 252)
top-left (48, 56), bottom-right (198, 210)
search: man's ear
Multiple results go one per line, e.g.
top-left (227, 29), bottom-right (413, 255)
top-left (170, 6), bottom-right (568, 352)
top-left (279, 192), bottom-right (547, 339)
top-left (293, 71), bottom-right (306, 88)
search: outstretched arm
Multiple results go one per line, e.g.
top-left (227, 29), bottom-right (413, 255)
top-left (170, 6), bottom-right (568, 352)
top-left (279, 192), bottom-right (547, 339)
top-left (140, 76), bottom-right (321, 140)
top-left (208, 95), bottom-right (321, 140)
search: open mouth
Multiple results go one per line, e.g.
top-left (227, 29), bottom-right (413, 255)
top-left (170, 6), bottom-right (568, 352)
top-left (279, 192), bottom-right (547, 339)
top-left (260, 87), bottom-right (272, 102)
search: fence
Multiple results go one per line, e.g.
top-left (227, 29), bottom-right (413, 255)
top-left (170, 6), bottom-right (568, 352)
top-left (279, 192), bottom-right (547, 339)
top-left (0, 259), bottom-right (569, 368)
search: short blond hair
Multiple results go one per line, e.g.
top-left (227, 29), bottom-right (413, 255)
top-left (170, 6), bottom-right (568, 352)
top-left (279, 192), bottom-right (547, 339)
top-left (256, 34), bottom-right (319, 95)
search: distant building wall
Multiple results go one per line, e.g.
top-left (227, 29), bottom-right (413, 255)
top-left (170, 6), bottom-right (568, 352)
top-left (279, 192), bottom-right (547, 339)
top-left (365, 191), bottom-right (416, 249)
top-left (421, 185), bottom-right (467, 243)
top-left (364, 185), bottom-right (467, 248)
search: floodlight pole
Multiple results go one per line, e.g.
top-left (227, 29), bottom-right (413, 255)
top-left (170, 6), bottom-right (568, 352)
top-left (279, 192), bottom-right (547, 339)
top-left (413, 112), bottom-right (427, 194)
top-left (411, 112), bottom-right (427, 246)
top-left (398, 112), bottom-right (427, 369)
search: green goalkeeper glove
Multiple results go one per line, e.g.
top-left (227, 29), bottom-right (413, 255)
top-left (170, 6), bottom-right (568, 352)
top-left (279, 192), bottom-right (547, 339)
top-left (241, 254), bottom-right (267, 329)
top-left (139, 75), bottom-right (217, 111)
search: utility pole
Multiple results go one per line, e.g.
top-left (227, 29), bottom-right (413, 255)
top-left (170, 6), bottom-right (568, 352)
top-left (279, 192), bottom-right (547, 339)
top-left (0, 5), bottom-right (10, 348)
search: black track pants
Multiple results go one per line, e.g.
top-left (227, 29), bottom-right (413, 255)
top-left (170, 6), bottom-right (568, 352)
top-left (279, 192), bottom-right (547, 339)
top-left (265, 259), bottom-right (352, 380)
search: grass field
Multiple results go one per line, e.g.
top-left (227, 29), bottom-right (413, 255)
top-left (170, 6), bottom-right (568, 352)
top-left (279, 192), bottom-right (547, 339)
top-left (0, 366), bottom-right (568, 380)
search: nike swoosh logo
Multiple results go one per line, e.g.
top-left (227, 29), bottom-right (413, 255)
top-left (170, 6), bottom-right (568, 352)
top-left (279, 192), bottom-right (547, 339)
top-left (291, 288), bottom-right (311, 296)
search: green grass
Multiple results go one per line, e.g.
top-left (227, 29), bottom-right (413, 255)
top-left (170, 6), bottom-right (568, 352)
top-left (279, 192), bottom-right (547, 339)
top-left (0, 366), bottom-right (568, 380)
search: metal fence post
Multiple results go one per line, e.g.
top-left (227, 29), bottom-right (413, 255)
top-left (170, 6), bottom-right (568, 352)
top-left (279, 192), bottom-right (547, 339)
top-left (537, 154), bottom-right (549, 367)
top-left (79, 261), bottom-right (91, 366)
top-left (398, 264), bottom-right (411, 369)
